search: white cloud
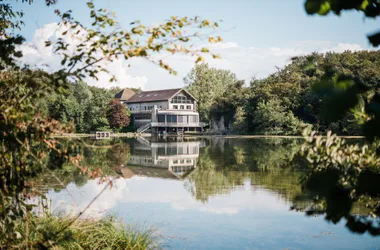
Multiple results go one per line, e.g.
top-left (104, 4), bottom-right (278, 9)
top-left (18, 22), bottom-right (366, 90)
top-left (320, 43), bottom-right (364, 53)
top-left (18, 23), bottom-right (147, 89)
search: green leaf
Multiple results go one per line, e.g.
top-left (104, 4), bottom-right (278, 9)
top-left (201, 47), bottom-right (209, 53)
top-left (368, 32), bottom-right (380, 47)
top-left (195, 56), bottom-right (204, 64)
top-left (87, 2), bottom-right (94, 8)
top-left (318, 1), bottom-right (331, 15)
top-left (305, 0), bottom-right (323, 14)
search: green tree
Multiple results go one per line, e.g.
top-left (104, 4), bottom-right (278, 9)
top-left (211, 80), bottom-right (249, 131)
top-left (246, 51), bottom-right (380, 135)
top-left (251, 98), bottom-right (303, 135)
top-left (184, 63), bottom-right (238, 122)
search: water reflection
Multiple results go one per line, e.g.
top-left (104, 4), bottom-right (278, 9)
top-left (123, 137), bottom-right (205, 179)
top-left (42, 137), bottom-right (380, 249)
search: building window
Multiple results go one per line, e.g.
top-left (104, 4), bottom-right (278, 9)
top-left (171, 95), bottom-right (192, 104)
top-left (186, 105), bottom-right (191, 110)
top-left (158, 115), bottom-right (165, 123)
top-left (144, 106), bottom-right (147, 110)
top-left (180, 105), bottom-right (184, 109)
top-left (167, 147), bottom-right (177, 155)
top-left (167, 115), bottom-right (177, 123)
top-left (173, 105), bottom-right (178, 109)
top-left (189, 115), bottom-right (198, 123)
top-left (135, 114), bottom-right (151, 120)
top-left (178, 115), bottom-right (187, 124)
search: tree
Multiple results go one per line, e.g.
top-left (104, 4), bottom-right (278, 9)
top-left (251, 99), bottom-right (303, 135)
top-left (0, 0), bottom-right (222, 247)
top-left (298, 1), bottom-right (380, 236)
top-left (245, 51), bottom-right (380, 135)
top-left (106, 100), bottom-right (130, 131)
top-left (211, 80), bottom-right (249, 131)
top-left (184, 63), bottom-right (238, 122)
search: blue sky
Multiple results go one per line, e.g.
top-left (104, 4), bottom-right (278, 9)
top-left (14, 0), bottom-right (380, 89)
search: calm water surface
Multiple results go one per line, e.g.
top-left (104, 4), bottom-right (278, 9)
top-left (45, 137), bottom-right (380, 249)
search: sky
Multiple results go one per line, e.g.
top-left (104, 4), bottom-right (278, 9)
top-left (12, 0), bottom-right (380, 90)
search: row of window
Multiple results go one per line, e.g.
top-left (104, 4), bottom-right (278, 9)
top-left (173, 159), bottom-right (193, 164)
top-left (129, 105), bottom-right (162, 111)
top-left (135, 115), bottom-right (151, 120)
top-left (156, 146), bottom-right (199, 155)
top-left (157, 115), bottom-right (198, 123)
top-left (171, 95), bottom-right (192, 104)
top-left (128, 104), bottom-right (193, 111)
top-left (130, 105), bottom-right (163, 111)
top-left (173, 105), bottom-right (192, 110)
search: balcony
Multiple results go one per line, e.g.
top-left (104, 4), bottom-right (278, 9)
top-left (151, 122), bottom-right (206, 127)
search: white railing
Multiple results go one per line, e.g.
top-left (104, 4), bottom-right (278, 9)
top-left (151, 122), bottom-right (206, 127)
top-left (137, 123), bottom-right (151, 133)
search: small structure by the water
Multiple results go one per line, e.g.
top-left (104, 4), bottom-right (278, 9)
top-left (94, 131), bottom-right (112, 140)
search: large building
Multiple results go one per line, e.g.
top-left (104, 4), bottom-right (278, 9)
top-left (115, 88), bottom-right (205, 134)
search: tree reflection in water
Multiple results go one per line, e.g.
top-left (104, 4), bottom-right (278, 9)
top-left (39, 136), bottom-right (380, 237)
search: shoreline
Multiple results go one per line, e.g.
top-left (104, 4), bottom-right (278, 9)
top-left (52, 133), bottom-right (365, 139)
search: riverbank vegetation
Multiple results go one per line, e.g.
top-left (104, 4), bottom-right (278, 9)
top-left (6, 214), bottom-right (158, 250)
top-left (185, 50), bottom-right (380, 136)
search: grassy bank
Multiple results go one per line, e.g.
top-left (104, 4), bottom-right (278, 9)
top-left (5, 214), bottom-right (160, 250)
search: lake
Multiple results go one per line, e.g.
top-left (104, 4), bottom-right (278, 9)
top-left (42, 137), bottom-right (380, 249)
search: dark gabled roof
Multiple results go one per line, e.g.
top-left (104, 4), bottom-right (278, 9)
top-left (114, 88), bottom-right (136, 101)
top-left (126, 88), bottom-right (182, 103)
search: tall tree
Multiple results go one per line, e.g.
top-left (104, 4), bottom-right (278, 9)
top-left (211, 80), bottom-right (249, 131)
top-left (184, 63), bottom-right (238, 122)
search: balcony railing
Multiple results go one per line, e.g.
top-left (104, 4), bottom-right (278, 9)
top-left (151, 122), bottom-right (206, 127)
top-left (170, 100), bottom-right (193, 104)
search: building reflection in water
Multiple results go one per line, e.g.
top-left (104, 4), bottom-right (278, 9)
top-left (122, 137), bottom-right (205, 179)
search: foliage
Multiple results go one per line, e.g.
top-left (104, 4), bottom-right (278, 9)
top-left (106, 100), bottom-right (131, 131)
top-left (246, 51), bottom-right (380, 135)
top-left (298, 129), bottom-right (380, 235)
top-left (8, 213), bottom-right (159, 249)
top-left (52, 5), bottom-right (222, 80)
top-left (184, 63), bottom-right (238, 122)
top-left (0, 69), bottom-right (75, 246)
top-left (304, 0), bottom-right (380, 46)
top-left (182, 51), bottom-right (380, 135)
top-left (0, 0), bottom-right (222, 247)
top-left (251, 98), bottom-right (303, 135)
top-left (46, 82), bottom-right (115, 133)
top-left (210, 80), bottom-right (249, 131)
